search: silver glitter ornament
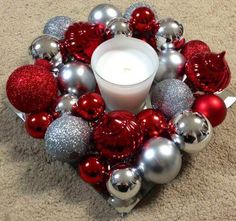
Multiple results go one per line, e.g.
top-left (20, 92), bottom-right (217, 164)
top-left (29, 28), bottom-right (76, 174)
top-left (88, 4), bottom-right (122, 26)
top-left (45, 115), bottom-right (91, 162)
top-left (138, 137), bottom-right (182, 184)
top-left (43, 16), bottom-right (73, 40)
top-left (57, 61), bottom-right (96, 96)
top-left (171, 111), bottom-right (213, 153)
top-left (155, 47), bottom-right (186, 82)
top-left (106, 17), bottom-right (132, 37)
top-left (107, 168), bottom-right (142, 200)
top-left (151, 79), bottom-right (194, 118)
top-left (54, 94), bottom-right (78, 115)
top-left (29, 35), bottom-right (60, 61)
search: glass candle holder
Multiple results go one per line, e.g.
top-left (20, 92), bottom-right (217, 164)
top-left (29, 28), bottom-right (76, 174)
top-left (91, 36), bottom-right (159, 113)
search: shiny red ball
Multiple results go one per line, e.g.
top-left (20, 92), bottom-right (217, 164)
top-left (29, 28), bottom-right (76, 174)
top-left (173, 37), bottom-right (186, 50)
top-left (137, 109), bottom-right (168, 141)
top-left (181, 40), bottom-right (210, 61)
top-left (25, 112), bottom-right (54, 139)
top-left (185, 52), bottom-right (231, 93)
top-left (61, 22), bottom-right (105, 63)
top-left (6, 65), bottom-right (58, 113)
top-left (192, 94), bottom-right (227, 127)
top-left (73, 93), bottom-right (105, 121)
top-left (93, 111), bottom-right (143, 160)
top-left (78, 156), bottom-right (108, 185)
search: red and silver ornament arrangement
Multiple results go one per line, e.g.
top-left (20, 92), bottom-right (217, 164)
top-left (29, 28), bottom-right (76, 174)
top-left (6, 2), bottom-right (232, 213)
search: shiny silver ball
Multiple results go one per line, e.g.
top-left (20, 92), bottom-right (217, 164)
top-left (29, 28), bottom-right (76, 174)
top-left (157, 18), bottom-right (183, 42)
top-left (155, 48), bottom-right (186, 82)
top-left (29, 35), bottom-right (60, 61)
top-left (107, 168), bottom-right (142, 200)
top-left (171, 134), bottom-right (185, 150)
top-left (43, 16), bottom-right (73, 40)
top-left (50, 52), bottom-right (64, 76)
top-left (138, 137), bottom-right (182, 184)
top-left (57, 61), bottom-right (96, 96)
top-left (45, 115), bottom-right (91, 162)
top-left (106, 17), bottom-right (132, 37)
top-left (151, 79), bottom-right (194, 118)
top-left (54, 94), bottom-right (78, 115)
top-left (171, 111), bottom-right (213, 153)
top-left (88, 4), bottom-right (122, 26)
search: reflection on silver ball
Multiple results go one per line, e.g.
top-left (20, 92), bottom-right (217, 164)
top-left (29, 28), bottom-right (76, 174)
top-left (171, 134), bottom-right (185, 149)
top-left (138, 137), bottom-right (182, 184)
top-left (45, 115), bottom-right (91, 162)
top-left (155, 48), bottom-right (186, 82)
top-left (106, 17), bottom-right (132, 37)
top-left (57, 61), bottom-right (96, 96)
top-left (43, 16), bottom-right (73, 40)
top-left (171, 111), bottom-right (213, 153)
top-left (157, 18), bottom-right (183, 41)
top-left (151, 79), bottom-right (194, 118)
top-left (107, 168), bottom-right (142, 200)
top-left (29, 35), bottom-right (60, 61)
top-left (88, 4), bottom-right (121, 26)
top-left (54, 94), bottom-right (78, 115)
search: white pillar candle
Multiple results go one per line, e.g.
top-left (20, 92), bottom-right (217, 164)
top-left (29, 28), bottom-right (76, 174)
top-left (91, 36), bottom-right (159, 113)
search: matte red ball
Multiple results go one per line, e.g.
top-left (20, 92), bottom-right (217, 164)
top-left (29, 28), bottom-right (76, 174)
top-left (93, 111), bottom-right (143, 160)
top-left (25, 112), bottom-right (54, 139)
top-left (6, 65), bottom-right (57, 113)
top-left (192, 94), bottom-right (227, 127)
top-left (78, 156), bottom-right (108, 185)
top-left (73, 93), bottom-right (105, 121)
top-left (137, 109), bottom-right (168, 141)
top-left (181, 40), bottom-right (210, 61)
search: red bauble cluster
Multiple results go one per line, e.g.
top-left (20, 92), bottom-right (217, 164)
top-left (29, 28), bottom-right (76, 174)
top-left (6, 65), bottom-right (58, 113)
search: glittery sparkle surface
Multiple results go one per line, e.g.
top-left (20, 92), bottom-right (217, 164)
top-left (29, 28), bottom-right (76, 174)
top-left (45, 115), bottom-right (92, 162)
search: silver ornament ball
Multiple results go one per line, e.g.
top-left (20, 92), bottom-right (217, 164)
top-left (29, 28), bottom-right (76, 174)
top-left (57, 61), bottom-right (96, 96)
top-left (50, 52), bottom-right (64, 76)
top-left (151, 79), bottom-right (194, 118)
top-left (106, 17), bottom-right (132, 37)
top-left (88, 4), bottom-right (122, 26)
top-left (29, 35), bottom-right (60, 61)
top-left (138, 137), bottom-right (182, 184)
top-left (54, 94), bottom-right (78, 115)
top-left (171, 110), bottom-right (213, 153)
top-left (107, 168), bottom-right (142, 200)
top-left (43, 16), bottom-right (73, 40)
top-left (171, 134), bottom-right (185, 150)
top-left (45, 115), bottom-right (91, 162)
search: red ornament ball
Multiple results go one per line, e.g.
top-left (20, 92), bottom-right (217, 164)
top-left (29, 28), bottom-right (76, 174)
top-left (25, 112), bottom-right (54, 139)
top-left (192, 94), bottom-right (227, 127)
top-left (34, 59), bottom-right (52, 70)
top-left (6, 65), bottom-right (58, 113)
top-left (73, 93), bottom-right (105, 121)
top-left (137, 109), bottom-right (168, 141)
top-left (181, 40), bottom-right (210, 61)
top-left (185, 52), bottom-right (231, 93)
top-left (173, 37), bottom-right (186, 50)
top-left (61, 22), bottom-right (105, 63)
top-left (78, 156), bottom-right (108, 185)
top-left (93, 111), bottom-right (143, 160)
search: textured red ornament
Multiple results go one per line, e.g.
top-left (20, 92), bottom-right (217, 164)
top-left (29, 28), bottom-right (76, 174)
top-left (34, 59), bottom-right (52, 70)
top-left (137, 109), bottom-right (168, 141)
top-left (78, 156), bottom-right (108, 185)
top-left (192, 94), bottom-right (227, 127)
top-left (25, 112), bottom-right (54, 139)
top-left (6, 65), bottom-right (58, 113)
top-left (93, 111), bottom-right (143, 160)
top-left (61, 22), bottom-right (105, 63)
top-left (185, 52), bottom-right (231, 93)
top-left (173, 37), bottom-right (186, 50)
top-left (73, 93), bottom-right (105, 121)
top-left (181, 40), bottom-right (210, 61)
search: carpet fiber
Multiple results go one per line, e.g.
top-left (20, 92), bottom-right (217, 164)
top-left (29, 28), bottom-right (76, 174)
top-left (0, 0), bottom-right (236, 220)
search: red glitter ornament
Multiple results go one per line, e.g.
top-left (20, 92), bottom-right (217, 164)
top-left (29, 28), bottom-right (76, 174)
top-left (181, 40), bottom-right (210, 61)
top-left (78, 155), bottom-right (108, 185)
top-left (6, 65), bottom-right (58, 113)
top-left (185, 52), bottom-right (231, 93)
top-left (192, 94), bottom-right (227, 127)
top-left (137, 109), bottom-right (168, 141)
top-left (34, 59), bottom-right (52, 70)
top-left (25, 112), bottom-right (54, 139)
top-left (93, 111), bottom-right (143, 160)
top-left (61, 22), bottom-right (105, 63)
top-left (73, 92), bottom-right (105, 121)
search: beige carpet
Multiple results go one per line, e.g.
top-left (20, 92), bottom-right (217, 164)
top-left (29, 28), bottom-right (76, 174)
top-left (0, 0), bottom-right (236, 220)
